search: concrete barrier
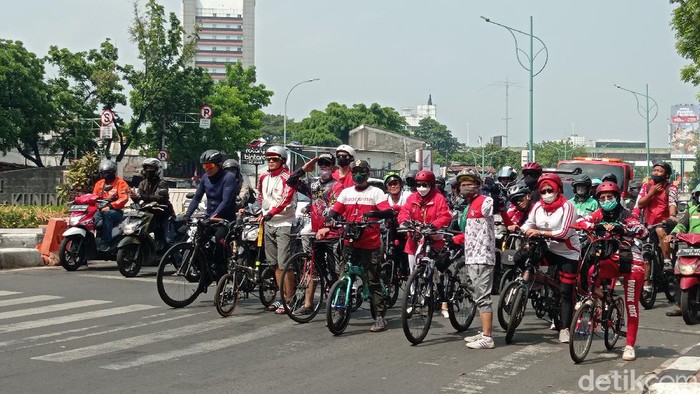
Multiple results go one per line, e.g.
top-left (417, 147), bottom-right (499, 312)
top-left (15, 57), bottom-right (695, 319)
top-left (0, 248), bottom-right (43, 269)
top-left (0, 232), bottom-right (44, 248)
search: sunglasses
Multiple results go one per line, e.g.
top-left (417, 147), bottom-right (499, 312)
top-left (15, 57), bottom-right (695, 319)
top-left (598, 195), bottom-right (616, 202)
top-left (267, 157), bottom-right (281, 162)
top-left (318, 160), bottom-right (333, 167)
top-left (387, 180), bottom-right (400, 186)
top-left (202, 162), bottom-right (217, 170)
top-left (539, 188), bottom-right (555, 195)
top-left (416, 182), bottom-right (431, 188)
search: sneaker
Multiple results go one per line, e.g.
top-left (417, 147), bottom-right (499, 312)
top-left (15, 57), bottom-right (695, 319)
top-left (549, 322), bottom-right (557, 331)
top-left (559, 328), bottom-right (570, 343)
top-left (466, 335), bottom-right (495, 349)
top-left (666, 308), bottom-right (682, 317)
top-left (292, 305), bottom-right (313, 316)
top-left (405, 306), bottom-right (413, 315)
top-left (464, 331), bottom-right (484, 343)
top-left (369, 317), bottom-right (387, 332)
top-left (97, 243), bottom-right (110, 252)
top-left (274, 305), bottom-right (286, 314)
top-left (622, 345), bottom-right (636, 361)
top-left (441, 309), bottom-right (450, 318)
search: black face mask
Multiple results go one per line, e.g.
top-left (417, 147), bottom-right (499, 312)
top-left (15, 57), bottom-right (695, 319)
top-left (101, 171), bottom-right (116, 182)
top-left (143, 169), bottom-right (157, 180)
top-left (337, 156), bottom-right (352, 167)
top-left (651, 175), bottom-right (665, 184)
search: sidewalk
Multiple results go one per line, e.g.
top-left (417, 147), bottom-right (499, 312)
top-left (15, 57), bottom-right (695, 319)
top-left (0, 228), bottom-right (45, 269)
top-left (642, 341), bottom-right (700, 393)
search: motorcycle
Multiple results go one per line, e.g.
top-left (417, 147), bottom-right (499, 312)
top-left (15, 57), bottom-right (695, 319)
top-left (673, 233), bottom-right (700, 324)
top-left (58, 185), bottom-right (124, 271)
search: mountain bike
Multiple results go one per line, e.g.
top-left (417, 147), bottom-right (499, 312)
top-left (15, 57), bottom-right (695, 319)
top-left (639, 224), bottom-right (678, 309)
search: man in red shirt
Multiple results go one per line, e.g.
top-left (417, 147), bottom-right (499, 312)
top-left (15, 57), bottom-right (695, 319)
top-left (331, 144), bottom-right (356, 196)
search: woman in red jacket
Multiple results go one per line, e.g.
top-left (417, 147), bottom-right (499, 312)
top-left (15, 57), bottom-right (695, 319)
top-left (398, 170), bottom-right (453, 317)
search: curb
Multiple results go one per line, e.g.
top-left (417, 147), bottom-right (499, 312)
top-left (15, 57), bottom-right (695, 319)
top-left (0, 248), bottom-right (43, 269)
top-left (643, 342), bottom-right (700, 393)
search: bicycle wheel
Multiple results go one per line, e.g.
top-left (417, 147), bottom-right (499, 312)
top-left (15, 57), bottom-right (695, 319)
top-left (326, 279), bottom-right (351, 335)
top-left (282, 252), bottom-right (324, 324)
top-left (156, 242), bottom-right (205, 308)
top-left (214, 272), bottom-right (240, 317)
top-left (497, 280), bottom-right (519, 331)
top-left (447, 280), bottom-right (477, 332)
top-left (499, 268), bottom-right (516, 294)
top-left (258, 266), bottom-right (278, 307)
top-left (569, 300), bottom-right (596, 363)
top-left (381, 261), bottom-right (400, 308)
top-left (401, 266), bottom-right (434, 345)
top-left (640, 254), bottom-right (657, 309)
top-left (351, 279), bottom-right (363, 312)
top-left (504, 286), bottom-right (527, 344)
top-left (604, 297), bottom-right (625, 350)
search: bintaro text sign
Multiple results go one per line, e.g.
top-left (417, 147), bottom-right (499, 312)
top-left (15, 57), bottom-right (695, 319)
top-left (670, 104), bottom-right (700, 159)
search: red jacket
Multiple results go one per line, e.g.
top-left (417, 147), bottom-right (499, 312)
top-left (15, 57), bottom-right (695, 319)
top-left (398, 191), bottom-right (452, 255)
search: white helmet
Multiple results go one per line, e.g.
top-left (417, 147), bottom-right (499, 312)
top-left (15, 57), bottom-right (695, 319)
top-left (335, 144), bottom-right (355, 158)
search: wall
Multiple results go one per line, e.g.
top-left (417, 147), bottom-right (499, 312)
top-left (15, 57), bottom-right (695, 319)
top-left (0, 167), bottom-right (65, 206)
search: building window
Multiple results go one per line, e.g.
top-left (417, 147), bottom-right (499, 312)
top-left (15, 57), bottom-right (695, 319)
top-left (226, 47), bottom-right (231, 51)
top-left (213, 13), bottom-right (217, 17)
top-left (226, 36), bottom-right (231, 40)
top-left (212, 47), bottom-right (216, 51)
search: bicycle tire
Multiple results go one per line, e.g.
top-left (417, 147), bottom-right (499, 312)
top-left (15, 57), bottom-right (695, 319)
top-left (447, 279), bottom-right (477, 332)
top-left (569, 300), bottom-right (595, 363)
top-left (214, 272), bottom-right (239, 317)
top-left (258, 266), bottom-right (278, 307)
top-left (401, 266), bottom-right (434, 345)
top-left (156, 242), bottom-right (205, 308)
top-left (499, 268), bottom-right (516, 294)
top-left (326, 279), bottom-right (351, 335)
top-left (281, 252), bottom-right (324, 324)
top-left (497, 280), bottom-right (519, 331)
top-left (640, 254), bottom-right (657, 309)
top-left (604, 297), bottom-right (624, 350)
top-left (505, 286), bottom-right (527, 344)
top-left (381, 261), bottom-right (400, 308)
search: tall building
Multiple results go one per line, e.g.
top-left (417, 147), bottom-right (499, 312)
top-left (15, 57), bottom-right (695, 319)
top-left (400, 94), bottom-right (437, 127)
top-left (182, 0), bottom-right (255, 79)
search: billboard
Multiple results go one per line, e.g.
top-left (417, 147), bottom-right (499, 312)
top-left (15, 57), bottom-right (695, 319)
top-left (670, 104), bottom-right (700, 159)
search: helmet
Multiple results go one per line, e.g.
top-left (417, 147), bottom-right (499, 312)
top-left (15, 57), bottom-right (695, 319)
top-left (571, 174), bottom-right (592, 188)
top-left (591, 178), bottom-right (602, 187)
top-left (383, 172), bottom-right (402, 186)
top-left (222, 159), bottom-right (240, 172)
top-left (456, 168), bottom-right (481, 185)
top-left (508, 182), bottom-right (531, 200)
top-left (448, 177), bottom-right (458, 189)
top-left (264, 145), bottom-right (288, 161)
top-left (415, 170), bottom-right (436, 186)
top-left (200, 149), bottom-right (224, 164)
top-left (536, 173), bottom-right (563, 192)
top-left (595, 181), bottom-right (620, 198)
top-left (497, 166), bottom-right (516, 179)
top-left (335, 144), bottom-right (356, 158)
top-left (653, 160), bottom-right (672, 178)
top-left (350, 159), bottom-right (370, 172)
top-left (141, 158), bottom-right (162, 179)
top-left (601, 173), bottom-right (618, 184)
top-left (522, 162), bottom-right (543, 174)
top-left (317, 153), bottom-right (335, 166)
top-left (628, 180), bottom-right (642, 190)
top-left (435, 176), bottom-right (446, 190)
top-left (405, 169), bottom-right (418, 187)
top-left (99, 159), bottom-right (117, 173)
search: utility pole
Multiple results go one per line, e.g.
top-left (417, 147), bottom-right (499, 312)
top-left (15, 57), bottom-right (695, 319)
top-left (490, 78), bottom-right (520, 147)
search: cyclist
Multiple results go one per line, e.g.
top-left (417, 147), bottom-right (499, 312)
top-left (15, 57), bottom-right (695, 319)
top-left (576, 181), bottom-right (646, 361)
top-left (384, 172), bottom-right (411, 279)
top-left (625, 180), bottom-right (642, 210)
top-left (258, 145), bottom-right (297, 314)
top-left (222, 159), bottom-right (253, 210)
top-left (496, 166), bottom-right (517, 189)
top-left (569, 174), bottom-right (599, 217)
top-left (327, 159), bottom-right (392, 332)
top-left (405, 169), bottom-right (418, 193)
top-left (435, 176), bottom-right (449, 200)
top-left (504, 182), bottom-right (533, 232)
top-left (384, 172), bottom-right (411, 209)
top-left (332, 144), bottom-right (356, 195)
top-left (447, 177), bottom-right (464, 210)
top-left (127, 158), bottom-right (174, 245)
top-left (636, 160), bottom-right (678, 292)
top-left (93, 158), bottom-right (130, 251)
top-left (184, 150), bottom-right (238, 279)
top-left (520, 173), bottom-right (581, 343)
top-left (521, 162), bottom-right (543, 202)
top-left (451, 169), bottom-right (497, 349)
top-left (590, 178), bottom-right (602, 198)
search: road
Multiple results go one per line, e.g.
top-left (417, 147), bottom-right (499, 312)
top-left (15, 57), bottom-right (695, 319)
top-left (0, 262), bottom-right (698, 394)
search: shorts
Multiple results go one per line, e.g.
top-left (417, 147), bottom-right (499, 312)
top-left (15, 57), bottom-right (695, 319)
top-left (465, 264), bottom-right (494, 313)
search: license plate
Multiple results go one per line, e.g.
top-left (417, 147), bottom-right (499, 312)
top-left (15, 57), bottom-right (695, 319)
top-left (677, 248), bottom-right (700, 257)
top-left (68, 204), bottom-right (89, 212)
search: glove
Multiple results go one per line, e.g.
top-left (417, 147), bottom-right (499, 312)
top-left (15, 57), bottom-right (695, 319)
top-left (262, 214), bottom-right (273, 222)
top-left (452, 233), bottom-right (465, 245)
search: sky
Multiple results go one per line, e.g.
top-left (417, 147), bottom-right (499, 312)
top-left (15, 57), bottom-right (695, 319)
top-left (1, 0), bottom-right (697, 149)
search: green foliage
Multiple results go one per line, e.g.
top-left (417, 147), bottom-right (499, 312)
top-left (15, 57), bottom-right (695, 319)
top-left (532, 140), bottom-right (587, 168)
top-left (671, 0), bottom-right (700, 89)
top-left (457, 145), bottom-right (521, 173)
top-left (56, 153), bottom-right (100, 202)
top-left (411, 118), bottom-right (462, 165)
top-left (0, 205), bottom-right (66, 228)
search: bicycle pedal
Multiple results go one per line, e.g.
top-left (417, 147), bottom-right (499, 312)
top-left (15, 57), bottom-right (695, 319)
top-left (619, 330), bottom-right (627, 337)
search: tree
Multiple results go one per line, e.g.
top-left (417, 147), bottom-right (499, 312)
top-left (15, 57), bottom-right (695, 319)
top-left (532, 140), bottom-right (587, 168)
top-left (412, 117), bottom-right (461, 165)
top-left (261, 114), bottom-right (286, 144)
top-left (0, 40), bottom-right (53, 166)
top-left (456, 145), bottom-right (521, 173)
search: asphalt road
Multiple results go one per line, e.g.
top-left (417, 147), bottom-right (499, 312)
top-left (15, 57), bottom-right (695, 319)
top-left (0, 262), bottom-right (698, 394)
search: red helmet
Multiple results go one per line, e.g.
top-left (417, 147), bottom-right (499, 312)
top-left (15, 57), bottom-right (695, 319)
top-left (536, 173), bottom-right (563, 192)
top-left (522, 162), bottom-right (543, 173)
top-left (414, 170), bottom-right (436, 185)
top-left (595, 181), bottom-right (620, 197)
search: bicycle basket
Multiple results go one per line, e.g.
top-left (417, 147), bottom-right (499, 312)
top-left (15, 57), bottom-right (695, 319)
top-left (514, 238), bottom-right (546, 267)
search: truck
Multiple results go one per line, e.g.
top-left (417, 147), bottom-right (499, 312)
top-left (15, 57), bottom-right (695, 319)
top-left (556, 157), bottom-right (634, 199)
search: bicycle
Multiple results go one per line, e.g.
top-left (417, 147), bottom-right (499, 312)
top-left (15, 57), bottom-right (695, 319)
top-left (569, 228), bottom-right (627, 363)
top-left (639, 223), bottom-right (678, 309)
top-left (326, 219), bottom-right (389, 335)
top-left (380, 211), bottom-right (406, 308)
top-left (399, 221), bottom-right (477, 345)
top-left (496, 236), bottom-right (562, 344)
top-left (214, 215), bottom-right (278, 317)
top-left (498, 233), bottom-right (525, 294)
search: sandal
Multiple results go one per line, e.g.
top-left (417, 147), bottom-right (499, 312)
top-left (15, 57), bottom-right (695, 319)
top-left (266, 301), bottom-right (282, 311)
top-left (274, 305), bottom-right (287, 314)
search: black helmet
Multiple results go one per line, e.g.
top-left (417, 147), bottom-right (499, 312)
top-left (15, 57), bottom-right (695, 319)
top-left (601, 173), bottom-right (618, 184)
top-left (652, 160), bottom-right (672, 178)
top-left (628, 180), bottom-right (642, 191)
top-left (222, 159), bottom-right (240, 172)
top-left (507, 182), bottom-right (531, 200)
top-left (141, 158), bottom-right (162, 179)
top-left (200, 149), bottom-right (224, 164)
top-left (405, 170), bottom-right (418, 187)
top-left (435, 176), bottom-right (446, 190)
top-left (571, 174), bottom-right (592, 188)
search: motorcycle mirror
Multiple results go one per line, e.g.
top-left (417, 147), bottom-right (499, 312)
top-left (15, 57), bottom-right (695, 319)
top-left (185, 192), bottom-right (194, 199)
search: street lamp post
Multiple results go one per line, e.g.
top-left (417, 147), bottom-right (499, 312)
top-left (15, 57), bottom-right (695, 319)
top-left (481, 16), bottom-right (549, 163)
top-left (614, 83), bottom-right (658, 176)
top-left (283, 78), bottom-right (320, 146)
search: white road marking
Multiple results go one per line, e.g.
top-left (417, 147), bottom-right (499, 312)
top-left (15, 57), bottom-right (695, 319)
top-left (101, 319), bottom-right (294, 370)
top-left (34, 314), bottom-right (259, 362)
top-left (0, 300), bottom-right (111, 320)
top-left (0, 295), bottom-right (63, 307)
top-left (79, 273), bottom-right (154, 283)
top-left (0, 291), bottom-right (21, 297)
top-left (0, 304), bottom-right (158, 333)
top-left (441, 345), bottom-right (562, 393)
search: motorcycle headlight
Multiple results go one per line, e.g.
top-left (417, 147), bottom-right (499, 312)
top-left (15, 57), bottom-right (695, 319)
top-left (70, 216), bottom-right (81, 226)
top-left (122, 222), bottom-right (139, 235)
top-left (678, 261), bottom-right (699, 276)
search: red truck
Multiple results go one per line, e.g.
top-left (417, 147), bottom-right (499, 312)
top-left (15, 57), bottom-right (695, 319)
top-left (557, 157), bottom-right (634, 199)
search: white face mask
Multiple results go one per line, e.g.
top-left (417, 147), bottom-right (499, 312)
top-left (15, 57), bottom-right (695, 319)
top-left (541, 193), bottom-right (558, 204)
top-left (416, 186), bottom-right (430, 197)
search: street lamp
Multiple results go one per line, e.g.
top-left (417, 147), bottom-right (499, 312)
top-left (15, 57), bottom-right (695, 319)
top-left (614, 83), bottom-right (658, 176)
top-left (481, 16), bottom-right (549, 163)
top-left (283, 78), bottom-right (320, 146)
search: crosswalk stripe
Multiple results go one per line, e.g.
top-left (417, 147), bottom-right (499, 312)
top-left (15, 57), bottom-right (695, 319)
top-left (33, 314), bottom-right (259, 362)
top-left (101, 319), bottom-right (295, 370)
top-left (0, 291), bottom-right (21, 297)
top-left (0, 304), bottom-right (158, 333)
top-left (0, 295), bottom-right (63, 308)
top-left (79, 273), bottom-right (154, 284)
top-left (0, 300), bottom-right (111, 320)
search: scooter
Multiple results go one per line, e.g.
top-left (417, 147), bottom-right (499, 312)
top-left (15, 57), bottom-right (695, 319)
top-left (673, 232), bottom-right (700, 324)
top-left (58, 186), bottom-right (124, 271)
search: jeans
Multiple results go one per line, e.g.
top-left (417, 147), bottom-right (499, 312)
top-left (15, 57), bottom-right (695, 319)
top-left (94, 209), bottom-right (123, 243)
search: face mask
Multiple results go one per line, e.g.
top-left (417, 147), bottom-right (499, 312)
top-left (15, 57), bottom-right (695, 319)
top-left (600, 199), bottom-right (618, 212)
top-left (143, 169), bottom-right (157, 180)
top-left (352, 172), bottom-right (368, 184)
top-left (337, 156), bottom-right (352, 167)
top-left (320, 170), bottom-right (332, 182)
top-left (460, 185), bottom-right (478, 197)
top-left (651, 175), bottom-right (665, 184)
top-left (417, 186), bottom-right (430, 197)
top-left (541, 193), bottom-right (558, 204)
top-left (102, 172), bottom-right (116, 182)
